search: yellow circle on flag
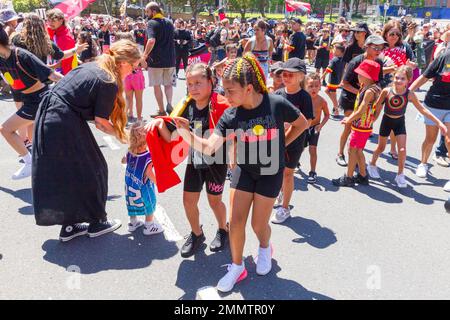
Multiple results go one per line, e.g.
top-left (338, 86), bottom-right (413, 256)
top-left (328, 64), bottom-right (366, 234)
top-left (426, 11), bottom-right (431, 17)
top-left (253, 125), bottom-right (265, 136)
top-left (3, 72), bottom-right (13, 85)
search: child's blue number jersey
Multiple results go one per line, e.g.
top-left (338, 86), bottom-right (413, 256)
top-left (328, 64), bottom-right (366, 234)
top-left (125, 151), bottom-right (156, 216)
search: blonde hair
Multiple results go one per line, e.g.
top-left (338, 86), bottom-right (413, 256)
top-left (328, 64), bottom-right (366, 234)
top-left (395, 65), bottom-right (413, 81)
top-left (128, 122), bottom-right (148, 155)
top-left (96, 39), bottom-right (141, 143)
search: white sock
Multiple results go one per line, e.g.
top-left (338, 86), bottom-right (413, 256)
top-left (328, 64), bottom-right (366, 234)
top-left (259, 245), bottom-right (271, 253)
top-left (22, 152), bottom-right (32, 164)
top-left (232, 263), bottom-right (244, 270)
top-left (145, 221), bottom-right (154, 227)
top-left (129, 216), bottom-right (138, 224)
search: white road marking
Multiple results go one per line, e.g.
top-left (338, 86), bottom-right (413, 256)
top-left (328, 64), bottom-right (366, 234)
top-left (196, 286), bottom-right (222, 300)
top-left (103, 136), bottom-right (120, 150)
top-left (154, 204), bottom-right (183, 242)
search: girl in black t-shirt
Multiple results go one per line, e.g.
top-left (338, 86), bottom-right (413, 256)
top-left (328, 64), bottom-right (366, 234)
top-left (173, 54), bottom-right (308, 293)
top-left (0, 24), bottom-right (63, 180)
top-left (149, 63), bottom-right (230, 258)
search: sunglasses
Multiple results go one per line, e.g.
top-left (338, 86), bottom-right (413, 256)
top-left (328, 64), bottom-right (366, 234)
top-left (368, 45), bottom-right (384, 52)
top-left (281, 72), bottom-right (297, 78)
top-left (388, 32), bottom-right (401, 37)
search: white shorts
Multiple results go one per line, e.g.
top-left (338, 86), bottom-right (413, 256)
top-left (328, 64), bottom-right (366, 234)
top-left (423, 103), bottom-right (450, 126)
top-left (148, 67), bottom-right (176, 87)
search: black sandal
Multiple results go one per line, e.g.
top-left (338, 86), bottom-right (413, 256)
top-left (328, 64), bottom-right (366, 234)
top-left (388, 152), bottom-right (399, 160)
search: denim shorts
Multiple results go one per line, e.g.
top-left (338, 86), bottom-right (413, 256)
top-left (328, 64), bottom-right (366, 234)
top-left (423, 104), bottom-right (450, 126)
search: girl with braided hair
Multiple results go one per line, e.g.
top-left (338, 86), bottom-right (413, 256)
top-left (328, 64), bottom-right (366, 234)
top-left (173, 53), bottom-right (308, 292)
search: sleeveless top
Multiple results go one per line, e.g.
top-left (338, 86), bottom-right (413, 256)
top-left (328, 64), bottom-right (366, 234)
top-left (384, 88), bottom-right (409, 117)
top-left (250, 36), bottom-right (271, 64)
top-left (352, 84), bottom-right (382, 132)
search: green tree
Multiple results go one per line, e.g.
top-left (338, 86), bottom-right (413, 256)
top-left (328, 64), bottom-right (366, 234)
top-left (228, 0), bottom-right (253, 19)
top-left (12, 0), bottom-right (48, 12)
top-left (166, 0), bottom-right (214, 18)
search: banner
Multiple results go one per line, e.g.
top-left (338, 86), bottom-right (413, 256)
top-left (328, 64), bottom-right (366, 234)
top-left (50, 0), bottom-right (96, 20)
top-left (285, 0), bottom-right (311, 13)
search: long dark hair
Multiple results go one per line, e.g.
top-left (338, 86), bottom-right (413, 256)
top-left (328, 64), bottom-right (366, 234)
top-left (0, 23), bottom-right (10, 47)
top-left (78, 31), bottom-right (98, 58)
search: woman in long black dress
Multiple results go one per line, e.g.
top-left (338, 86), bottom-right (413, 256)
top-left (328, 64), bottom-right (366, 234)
top-left (32, 39), bottom-right (142, 242)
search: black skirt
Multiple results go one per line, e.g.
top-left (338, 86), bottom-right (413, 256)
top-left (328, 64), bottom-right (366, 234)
top-left (32, 91), bottom-right (108, 226)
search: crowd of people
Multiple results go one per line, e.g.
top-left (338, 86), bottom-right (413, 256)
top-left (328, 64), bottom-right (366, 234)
top-left (0, 1), bottom-right (449, 294)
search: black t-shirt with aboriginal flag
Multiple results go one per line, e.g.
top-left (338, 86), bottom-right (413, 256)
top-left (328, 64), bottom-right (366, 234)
top-left (423, 49), bottom-right (450, 110)
top-left (215, 94), bottom-right (301, 176)
top-left (0, 48), bottom-right (52, 92)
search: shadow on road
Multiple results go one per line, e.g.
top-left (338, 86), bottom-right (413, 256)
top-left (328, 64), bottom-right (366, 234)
top-left (281, 216), bottom-right (337, 249)
top-left (176, 253), bottom-right (334, 300)
top-left (41, 232), bottom-right (179, 274)
top-left (222, 257), bottom-right (334, 300)
top-left (0, 186), bottom-right (32, 204)
top-left (175, 248), bottom-right (231, 300)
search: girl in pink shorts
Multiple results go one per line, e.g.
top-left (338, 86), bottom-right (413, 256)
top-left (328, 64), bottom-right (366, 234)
top-left (333, 60), bottom-right (381, 187)
top-left (124, 67), bottom-right (145, 122)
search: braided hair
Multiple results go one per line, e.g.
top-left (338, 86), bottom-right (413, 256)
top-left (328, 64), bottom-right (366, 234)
top-left (222, 53), bottom-right (268, 94)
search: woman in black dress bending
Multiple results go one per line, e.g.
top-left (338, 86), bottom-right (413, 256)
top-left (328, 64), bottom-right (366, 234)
top-left (32, 39), bottom-right (142, 242)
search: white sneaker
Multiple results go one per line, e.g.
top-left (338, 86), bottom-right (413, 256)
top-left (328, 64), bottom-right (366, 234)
top-left (367, 164), bottom-right (380, 179)
top-left (255, 245), bottom-right (273, 276)
top-left (433, 154), bottom-right (450, 167)
top-left (416, 163), bottom-right (429, 178)
top-left (444, 180), bottom-right (450, 192)
top-left (216, 262), bottom-right (247, 293)
top-left (143, 221), bottom-right (164, 235)
top-left (128, 219), bottom-right (144, 232)
top-left (12, 162), bottom-right (32, 180)
top-left (395, 174), bottom-right (407, 188)
top-left (271, 207), bottom-right (291, 224)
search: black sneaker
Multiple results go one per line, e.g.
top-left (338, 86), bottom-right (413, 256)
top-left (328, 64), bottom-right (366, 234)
top-left (181, 230), bottom-right (206, 258)
top-left (336, 154), bottom-right (348, 167)
top-left (210, 225), bottom-right (229, 252)
top-left (166, 103), bottom-right (174, 114)
top-left (87, 219), bottom-right (121, 238)
top-left (59, 224), bottom-right (89, 242)
top-left (354, 173), bottom-right (369, 186)
top-left (307, 171), bottom-right (317, 184)
top-left (332, 175), bottom-right (355, 187)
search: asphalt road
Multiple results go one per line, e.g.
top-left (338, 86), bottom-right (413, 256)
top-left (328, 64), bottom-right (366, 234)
top-left (0, 70), bottom-right (449, 300)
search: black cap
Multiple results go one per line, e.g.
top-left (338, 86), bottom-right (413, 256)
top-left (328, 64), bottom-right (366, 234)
top-left (351, 22), bottom-right (370, 34)
top-left (278, 58), bottom-right (307, 74)
top-left (290, 18), bottom-right (303, 25)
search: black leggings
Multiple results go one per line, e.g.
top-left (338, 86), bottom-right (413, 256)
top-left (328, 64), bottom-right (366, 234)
top-left (175, 50), bottom-right (189, 75)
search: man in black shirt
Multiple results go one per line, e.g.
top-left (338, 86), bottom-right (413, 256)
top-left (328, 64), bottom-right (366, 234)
top-left (143, 2), bottom-right (176, 117)
top-left (133, 20), bottom-right (147, 52)
top-left (287, 18), bottom-right (306, 60)
top-left (174, 19), bottom-right (192, 80)
top-left (97, 23), bottom-right (110, 53)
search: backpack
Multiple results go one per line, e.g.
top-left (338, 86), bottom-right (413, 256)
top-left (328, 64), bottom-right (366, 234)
top-left (206, 27), bottom-right (223, 48)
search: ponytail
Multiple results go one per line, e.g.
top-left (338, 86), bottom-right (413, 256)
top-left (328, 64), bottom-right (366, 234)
top-left (96, 39), bottom-right (141, 143)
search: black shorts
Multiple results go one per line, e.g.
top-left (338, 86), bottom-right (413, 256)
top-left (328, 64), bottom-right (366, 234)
top-left (12, 90), bottom-right (23, 103)
top-left (15, 86), bottom-right (49, 121)
top-left (183, 163), bottom-right (227, 196)
top-left (315, 57), bottom-right (329, 70)
top-left (304, 125), bottom-right (320, 147)
top-left (379, 115), bottom-right (407, 137)
top-left (230, 166), bottom-right (283, 198)
top-left (285, 132), bottom-right (307, 169)
top-left (339, 93), bottom-right (356, 113)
